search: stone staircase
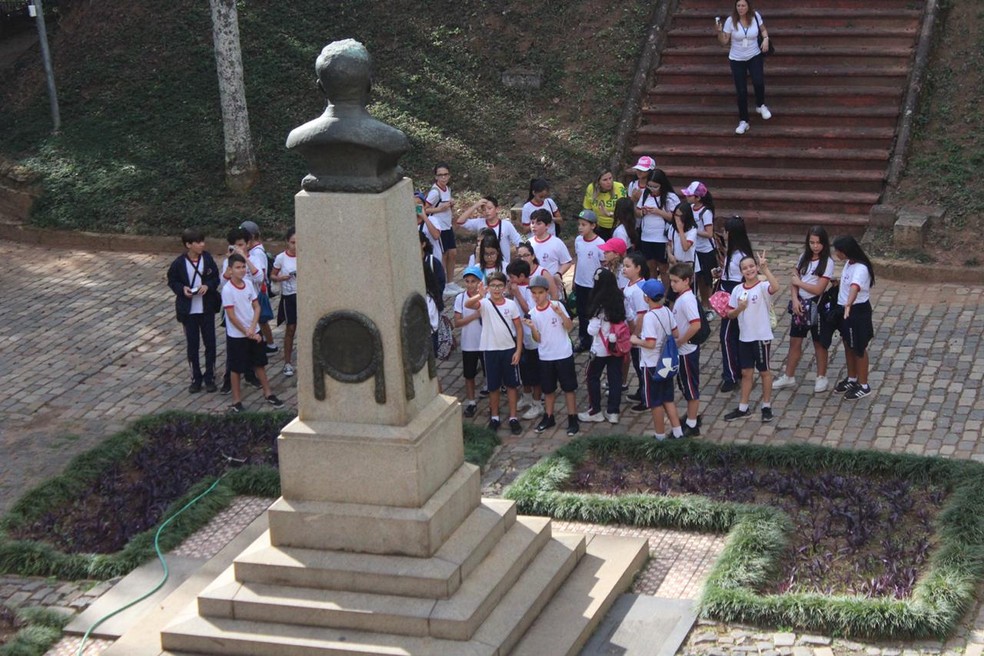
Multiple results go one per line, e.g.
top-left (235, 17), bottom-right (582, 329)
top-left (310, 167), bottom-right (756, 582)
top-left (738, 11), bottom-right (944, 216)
top-left (632, 0), bottom-right (926, 234)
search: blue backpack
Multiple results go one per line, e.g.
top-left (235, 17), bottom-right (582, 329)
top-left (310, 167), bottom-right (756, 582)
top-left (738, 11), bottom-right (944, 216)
top-left (648, 309), bottom-right (679, 381)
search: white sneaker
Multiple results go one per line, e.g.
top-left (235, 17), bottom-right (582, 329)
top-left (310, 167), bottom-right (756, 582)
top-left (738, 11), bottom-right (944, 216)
top-left (283, 364), bottom-right (295, 377)
top-left (521, 403), bottom-right (544, 420)
top-left (814, 376), bottom-right (829, 393)
top-left (604, 412), bottom-right (620, 424)
top-left (735, 120), bottom-right (750, 135)
top-left (643, 430), bottom-right (667, 441)
top-left (773, 374), bottom-right (796, 389)
top-left (577, 411), bottom-right (606, 423)
top-left (517, 395), bottom-right (532, 411)
top-left (756, 105), bottom-right (772, 120)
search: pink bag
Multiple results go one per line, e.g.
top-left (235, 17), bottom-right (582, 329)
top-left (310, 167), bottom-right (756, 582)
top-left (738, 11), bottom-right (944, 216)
top-left (709, 290), bottom-right (731, 318)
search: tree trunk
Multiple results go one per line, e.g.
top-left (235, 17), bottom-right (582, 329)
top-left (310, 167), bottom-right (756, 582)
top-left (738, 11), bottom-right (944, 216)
top-left (210, 0), bottom-right (258, 192)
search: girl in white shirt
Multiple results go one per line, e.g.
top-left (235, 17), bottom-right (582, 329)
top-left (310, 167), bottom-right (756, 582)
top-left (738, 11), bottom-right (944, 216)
top-left (831, 235), bottom-right (876, 400)
top-left (635, 169), bottom-right (680, 284)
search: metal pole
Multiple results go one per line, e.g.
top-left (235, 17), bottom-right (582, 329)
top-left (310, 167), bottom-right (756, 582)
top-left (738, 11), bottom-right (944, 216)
top-left (31, 0), bottom-right (61, 133)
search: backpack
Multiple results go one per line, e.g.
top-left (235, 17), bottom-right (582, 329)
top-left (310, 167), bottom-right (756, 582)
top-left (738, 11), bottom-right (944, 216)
top-left (689, 302), bottom-right (711, 346)
top-left (647, 309), bottom-right (679, 381)
top-left (436, 314), bottom-right (456, 360)
top-left (605, 321), bottom-right (632, 357)
top-left (266, 252), bottom-right (278, 298)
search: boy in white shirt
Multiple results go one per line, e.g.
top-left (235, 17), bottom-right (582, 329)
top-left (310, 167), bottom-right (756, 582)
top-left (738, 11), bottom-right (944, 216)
top-left (573, 210), bottom-right (607, 352)
top-left (424, 163), bottom-right (459, 292)
top-left (524, 275), bottom-right (579, 436)
top-left (506, 258), bottom-right (544, 420)
top-left (220, 254), bottom-right (284, 412)
top-left (724, 252), bottom-right (780, 422)
top-left (631, 279), bottom-right (684, 440)
top-left (220, 227), bottom-right (261, 394)
top-left (453, 266), bottom-right (485, 418)
top-left (669, 263), bottom-right (703, 437)
top-left (464, 271), bottom-right (524, 435)
top-left (456, 196), bottom-right (522, 265)
top-left (529, 209), bottom-right (573, 288)
top-left (240, 220), bottom-right (278, 354)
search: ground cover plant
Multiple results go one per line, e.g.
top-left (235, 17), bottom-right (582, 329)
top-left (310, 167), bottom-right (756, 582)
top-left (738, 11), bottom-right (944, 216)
top-left (505, 436), bottom-right (984, 640)
top-left (0, 411), bottom-right (498, 580)
top-left (0, 606), bottom-right (67, 656)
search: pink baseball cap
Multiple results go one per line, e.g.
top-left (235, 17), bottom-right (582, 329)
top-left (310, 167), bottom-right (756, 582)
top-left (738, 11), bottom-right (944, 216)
top-left (632, 156), bottom-right (656, 171)
top-left (681, 181), bottom-right (708, 198)
top-left (599, 238), bottom-right (627, 255)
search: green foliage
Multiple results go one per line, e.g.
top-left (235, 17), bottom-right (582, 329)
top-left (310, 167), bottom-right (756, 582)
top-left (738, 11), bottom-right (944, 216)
top-left (462, 423), bottom-right (500, 468)
top-left (0, 607), bottom-right (67, 656)
top-left (0, 0), bottom-right (653, 235)
top-left (504, 435), bottom-right (984, 640)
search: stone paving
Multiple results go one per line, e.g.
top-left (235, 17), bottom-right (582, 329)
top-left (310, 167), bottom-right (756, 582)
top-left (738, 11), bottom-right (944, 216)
top-left (0, 236), bottom-right (981, 655)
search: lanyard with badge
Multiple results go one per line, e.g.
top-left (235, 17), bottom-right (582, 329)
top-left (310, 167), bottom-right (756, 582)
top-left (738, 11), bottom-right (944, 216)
top-left (739, 21), bottom-right (750, 47)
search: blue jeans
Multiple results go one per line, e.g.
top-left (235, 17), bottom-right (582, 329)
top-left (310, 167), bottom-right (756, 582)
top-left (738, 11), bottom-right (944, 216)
top-left (730, 55), bottom-right (766, 122)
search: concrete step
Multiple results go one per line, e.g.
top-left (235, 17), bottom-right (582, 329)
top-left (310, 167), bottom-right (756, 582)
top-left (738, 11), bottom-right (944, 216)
top-left (710, 188), bottom-right (881, 215)
top-left (648, 83), bottom-right (903, 108)
top-left (234, 499), bottom-right (516, 598)
top-left (641, 104), bottom-right (898, 128)
top-left (668, 26), bottom-right (917, 48)
top-left (660, 44), bottom-right (913, 67)
top-left (656, 63), bottom-right (910, 87)
top-left (635, 144), bottom-right (890, 171)
top-left (743, 210), bottom-right (871, 236)
top-left (658, 165), bottom-right (885, 194)
top-left (197, 516), bottom-right (555, 640)
top-left (635, 124), bottom-right (895, 149)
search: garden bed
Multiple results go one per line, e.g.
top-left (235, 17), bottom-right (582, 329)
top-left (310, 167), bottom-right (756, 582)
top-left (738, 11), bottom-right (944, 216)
top-left (0, 411), bottom-right (497, 580)
top-left (505, 436), bottom-right (984, 640)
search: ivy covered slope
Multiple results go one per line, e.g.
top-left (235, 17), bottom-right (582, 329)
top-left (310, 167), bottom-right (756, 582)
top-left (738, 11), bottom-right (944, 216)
top-left (0, 0), bottom-right (651, 236)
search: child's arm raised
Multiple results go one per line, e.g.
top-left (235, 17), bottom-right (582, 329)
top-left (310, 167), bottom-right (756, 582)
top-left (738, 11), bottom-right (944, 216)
top-left (759, 251), bottom-right (780, 295)
top-left (463, 282), bottom-right (486, 310)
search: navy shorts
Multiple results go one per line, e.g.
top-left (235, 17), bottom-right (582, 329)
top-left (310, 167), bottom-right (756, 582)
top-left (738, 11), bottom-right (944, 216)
top-left (484, 349), bottom-right (520, 389)
top-left (676, 349), bottom-right (700, 401)
top-left (643, 367), bottom-right (675, 407)
top-left (277, 293), bottom-right (297, 326)
top-left (462, 350), bottom-right (482, 380)
top-left (440, 228), bottom-right (457, 252)
top-left (696, 251), bottom-right (717, 284)
top-left (639, 241), bottom-right (668, 264)
top-left (840, 301), bottom-right (873, 356)
top-left (738, 340), bottom-right (771, 372)
top-left (519, 348), bottom-right (541, 387)
top-left (226, 335), bottom-right (268, 374)
top-left (539, 355), bottom-right (578, 394)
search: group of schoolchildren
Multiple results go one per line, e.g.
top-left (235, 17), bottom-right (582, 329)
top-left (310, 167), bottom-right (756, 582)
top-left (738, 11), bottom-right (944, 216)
top-left (167, 220), bottom-right (299, 413)
top-left (419, 157), bottom-right (877, 440)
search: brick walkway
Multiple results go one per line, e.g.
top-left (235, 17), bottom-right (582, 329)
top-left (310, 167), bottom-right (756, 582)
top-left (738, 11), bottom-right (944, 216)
top-left (0, 237), bottom-right (981, 655)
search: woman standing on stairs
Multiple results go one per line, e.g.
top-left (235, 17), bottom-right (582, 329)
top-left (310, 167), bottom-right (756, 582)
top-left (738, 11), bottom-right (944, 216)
top-left (716, 0), bottom-right (772, 135)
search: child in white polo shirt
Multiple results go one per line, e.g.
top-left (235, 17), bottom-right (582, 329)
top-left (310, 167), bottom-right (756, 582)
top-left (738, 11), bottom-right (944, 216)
top-left (454, 266), bottom-right (485, 418)
top-left (524, 275), bottom-right (579, 437)
top-left (573, 209), bottom-right (607, 351)
top-left (724, 252), bottom-right (779, 422)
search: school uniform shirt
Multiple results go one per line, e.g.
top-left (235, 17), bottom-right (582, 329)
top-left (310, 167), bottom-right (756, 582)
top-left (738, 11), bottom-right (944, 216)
top-left (672, 289), bottom-right (701, 356)
top-left (640, 307), bottom-right (677, 368)
top-left (460, 218), bottom-right (522, 264)
top-left (668, 225), bottom-right (700, 272)
top-left (453, 292), bottom-right (483, 351)
top-left (694, 206), bottom-right (715, 254)
top-left (797, 257), bottom-right (835, 300)
top-left (419, 221), bottom-right (444, 259)
top-left (426, 184), bottom-right (454, 231)
top-left (574, 234), bottom-right (606, 288)
top-left (221, 280), bottom-right (259, 338)
top-left (587, 313), bottom-right (617, 358)
top-left (839, 261), bottom-right (872, 305)
top-left (273, 251), bottom-right (298, 296)
top-left (638, 191), bottom-right (679, 243)
top-left (723, 250), bottom-right (750, 283)
top-left (530, 302), bottom-right (573, 361)
top-left (247, 244), bottom-right (268, 294)
top-left (511, 282), bottom-right (538, 351)
top-left (728, 279), bottom-right (775, 342)
top-left (426, 295), bottom-right (440, 332)
top-left (521, 198), bottom-right (560, 237)
top-left (612, 223), bottom-right (635, 251)
top-left (530, 234), bottom-right (572, 276)
top-left (477, 297), bottom-right (521, 351)
top-left (724, 12), bottom-right (765, 62)
top-left (623, 280), bottom-right (648, 330)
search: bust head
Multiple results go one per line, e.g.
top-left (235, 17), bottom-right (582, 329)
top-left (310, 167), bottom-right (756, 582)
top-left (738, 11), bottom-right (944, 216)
top-left (316, 39), bottom-right (371, 105)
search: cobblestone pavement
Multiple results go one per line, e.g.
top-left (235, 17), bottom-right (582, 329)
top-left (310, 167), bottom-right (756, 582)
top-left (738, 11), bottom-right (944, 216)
top-left (0, 237), bottom-right (981, 655)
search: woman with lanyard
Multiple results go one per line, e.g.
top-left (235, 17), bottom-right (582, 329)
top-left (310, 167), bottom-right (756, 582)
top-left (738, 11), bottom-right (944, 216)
top-left (583, 167), bottom-right (627, 240)
top-left (715, 0), bottom-right (772, 135)
top-left (456, 195), bottom-right (522, 265)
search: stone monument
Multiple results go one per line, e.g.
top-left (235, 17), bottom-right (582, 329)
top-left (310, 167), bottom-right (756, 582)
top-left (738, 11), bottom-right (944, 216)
top-left (113, 39), bottom-right (647, 655)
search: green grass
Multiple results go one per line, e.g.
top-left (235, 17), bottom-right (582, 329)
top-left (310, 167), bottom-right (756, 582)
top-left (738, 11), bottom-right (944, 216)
top-left (504, 436), bottom-right (984, 640)
top-left (0, 0), bottom-right (652, 236)
top-left (0, 607), bottom-right (68, 656)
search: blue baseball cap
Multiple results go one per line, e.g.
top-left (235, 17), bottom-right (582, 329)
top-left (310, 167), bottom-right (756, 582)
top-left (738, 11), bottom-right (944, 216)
top-left (461, 265), bottom-right (485, 282)
top-left (641, 279), bottom-right (666, 301)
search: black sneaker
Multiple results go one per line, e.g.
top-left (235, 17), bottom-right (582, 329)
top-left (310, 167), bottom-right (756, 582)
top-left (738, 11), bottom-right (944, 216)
top-left (761, 407), bottom-right (774, 422)
top-left (630, 402), bottom-right (648, 413)
top-left (724, 407), bottom-right (751, 421)
top-left (265, 343), bottom-right (279, 353)
top-left (463, 403), bottom-right (477, 418)
top-left (220, 381), bottom-right (232, 395)
top-left (188, 381), bottom-right (203, 394)
top-left (566, 416), bottom-right (580, 436)
top-left (204, 381), bottom-right (218, 393)
top-left (509, 418), bottom-right (522, 435)
top-left (487, 418), bottom-right (501, 431)
top-left (834, 378), bottom-right (859, 393)
top-left (227, 402), bottom-right (244, 414)
top-left (720, 380), bottom-right (738, 393)
top-left (683, 424), bottom-right (700, 438)
top-left (245, 375), bottom-right (262, 389)
top-left (535, 415), bottom-right (556, 434)
top-left (479, 388), bottom-right (490, 397)
top-left (845, 385), bottom-right (871, 400)
top-left (266, 395), bottom-right (285, 408)
top-left (627, 391), bottom-right (642, 402)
